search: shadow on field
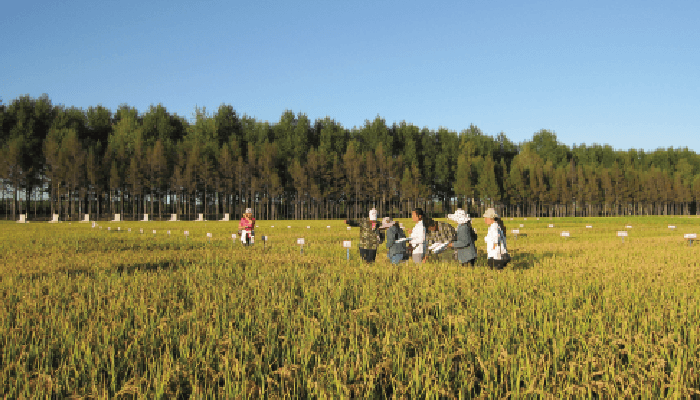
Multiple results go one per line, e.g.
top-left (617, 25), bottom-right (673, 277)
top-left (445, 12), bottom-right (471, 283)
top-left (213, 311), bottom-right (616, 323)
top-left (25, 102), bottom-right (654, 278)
top-left (16, 259), bottom-right (185, 281)
top-left (504, 250), bottom-right (556, 271)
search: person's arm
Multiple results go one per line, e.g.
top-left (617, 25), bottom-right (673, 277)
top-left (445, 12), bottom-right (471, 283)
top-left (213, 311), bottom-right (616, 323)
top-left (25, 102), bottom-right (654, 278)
top-left (386, 226), bottom-right (395, 249)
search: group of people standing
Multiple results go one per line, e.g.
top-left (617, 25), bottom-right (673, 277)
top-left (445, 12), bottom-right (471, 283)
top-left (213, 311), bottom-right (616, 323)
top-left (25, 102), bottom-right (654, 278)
top-left (346, 207), bottom-right (510, 269)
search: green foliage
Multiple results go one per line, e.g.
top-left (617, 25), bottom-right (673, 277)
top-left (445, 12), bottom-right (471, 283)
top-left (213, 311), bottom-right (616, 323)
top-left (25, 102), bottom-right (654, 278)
top-left (2, 94), bottom-right (700, 221)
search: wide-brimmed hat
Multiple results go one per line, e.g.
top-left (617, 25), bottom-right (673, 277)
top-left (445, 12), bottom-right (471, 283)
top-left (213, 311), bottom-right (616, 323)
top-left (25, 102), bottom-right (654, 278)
top-left (245, 208), bottom-right (252, 214)
top-left (483, 208), bottom-right (499, 219)
top-left (448, 209), bottom-right (471, 224)
top-left (379, 216), bottom-right (395, 229)
top-left (369, 208), bottom-right (378, 221)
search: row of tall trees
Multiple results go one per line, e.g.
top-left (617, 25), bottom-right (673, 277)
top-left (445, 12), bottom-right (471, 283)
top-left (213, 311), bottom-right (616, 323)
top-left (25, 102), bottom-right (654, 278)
top-left (2, 94), bottom-right (700, 221)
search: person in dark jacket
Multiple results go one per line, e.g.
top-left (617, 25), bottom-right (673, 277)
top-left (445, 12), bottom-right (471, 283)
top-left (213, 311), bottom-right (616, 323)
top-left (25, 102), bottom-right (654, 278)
top-left (447, 209), bottom-right (477, 267)
top-left (345, 208), bottom-right (383, 263)
top-left (380, 216), bottom-right (407, 264)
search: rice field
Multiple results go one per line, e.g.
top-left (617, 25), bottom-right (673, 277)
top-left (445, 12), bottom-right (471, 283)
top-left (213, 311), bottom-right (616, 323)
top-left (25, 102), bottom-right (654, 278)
top-left (2, 216), bottom-right (700, 398)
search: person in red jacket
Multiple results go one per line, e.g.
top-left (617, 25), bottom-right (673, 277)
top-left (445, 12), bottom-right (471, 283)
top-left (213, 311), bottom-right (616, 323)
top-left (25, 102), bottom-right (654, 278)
top-left (238, 208), bottom-right (255, 246)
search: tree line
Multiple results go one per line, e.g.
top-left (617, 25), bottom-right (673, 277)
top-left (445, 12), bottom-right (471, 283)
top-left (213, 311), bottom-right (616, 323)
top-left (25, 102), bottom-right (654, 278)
top-left (2, 94), bottom-right (699, 222)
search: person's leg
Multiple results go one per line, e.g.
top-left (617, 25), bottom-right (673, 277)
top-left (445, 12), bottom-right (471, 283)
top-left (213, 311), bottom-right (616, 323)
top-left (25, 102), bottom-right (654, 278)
top-left (413, 253), bottom-right (424, 264)
top-left (390, 253), bottom-right (403, 264)
top-left (367, 249), bottom-right (377, 263)
top-left (462, 259), bottom-right (475, 267)
top-left (487, 258), bottom-right (495, 269)
top-left (359, 248), bottom-right (369, 262)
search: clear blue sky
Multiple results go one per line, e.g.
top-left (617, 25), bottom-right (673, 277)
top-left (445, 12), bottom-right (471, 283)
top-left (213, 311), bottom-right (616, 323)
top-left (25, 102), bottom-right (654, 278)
top-left (3, 0), bottom-right (699, 153)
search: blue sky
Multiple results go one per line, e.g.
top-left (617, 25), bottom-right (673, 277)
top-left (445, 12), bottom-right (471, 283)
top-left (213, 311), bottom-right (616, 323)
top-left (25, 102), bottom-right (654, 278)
top-left (3, 0), bottom-right (699, 152)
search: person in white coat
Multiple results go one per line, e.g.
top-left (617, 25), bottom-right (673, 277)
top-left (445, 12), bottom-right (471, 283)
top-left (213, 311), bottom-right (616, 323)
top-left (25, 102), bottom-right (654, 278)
top-left (483, 208), bottom-right (509, 270)
top-left (407, 208), bottom-right (427, 264)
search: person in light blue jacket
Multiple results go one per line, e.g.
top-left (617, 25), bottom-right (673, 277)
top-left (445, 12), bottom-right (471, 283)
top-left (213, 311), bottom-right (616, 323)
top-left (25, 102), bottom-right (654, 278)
top-left (380, 217), bottom-right (407, 264)
top-left (446, 209), bottom-right (477, 267)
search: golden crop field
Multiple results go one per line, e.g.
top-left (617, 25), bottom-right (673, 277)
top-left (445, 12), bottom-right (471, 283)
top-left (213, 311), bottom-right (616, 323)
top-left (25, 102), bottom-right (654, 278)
top-left (2, 216), bottom-right (700, 398)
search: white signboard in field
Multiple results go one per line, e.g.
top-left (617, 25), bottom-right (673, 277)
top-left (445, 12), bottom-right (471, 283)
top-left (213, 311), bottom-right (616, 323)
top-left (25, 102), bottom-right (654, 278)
top-left (626, 225), bottom-right (633, 228)
top-left (347, 227), bottom-right (352, 231)
top-left (669, 225), bottom-right (676, 229)
top-left (548, 224), bottom-right (554, 228)
top-left (307, 226), bottom-right (310, 229)
top-left (617, 231), bottom-right (628, 237)
top-left (207, 233), bottom-right (212, 238)
top-left (297, 238), bottom-right (305, 245)
top-left (343, 241), bottom-right (352, 248)
top-left (586, 225), bottom-right (592, 228)
top-left (684, 234), bottom-right (697, 239)
top-left (512, 229), bottom-right (520, 234)
top-left (561, 231), bottom-right (570, 237)
top-left (519, 224), bottom-right (524, 228)
top-left (153, 230), bottom-right (156, 235)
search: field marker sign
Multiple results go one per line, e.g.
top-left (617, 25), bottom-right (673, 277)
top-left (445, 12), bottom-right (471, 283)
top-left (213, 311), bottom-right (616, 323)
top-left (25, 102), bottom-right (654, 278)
top-left (343, 240), bottom-right (351, 260)
top-left (512, 229), bottom-right (520, 240)
top-left (617, 231), bottom-right (628, 243)
top-left (561, 231), bottom-right (570, 238)
top-left (297, 238), bottom-right (305, 254)
top-left (684, 233), bottom-right (697, 246)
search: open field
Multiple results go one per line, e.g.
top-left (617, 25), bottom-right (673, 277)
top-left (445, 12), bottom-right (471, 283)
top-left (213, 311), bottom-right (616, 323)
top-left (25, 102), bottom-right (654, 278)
top-left (2, 216), bottom-right (700, 398)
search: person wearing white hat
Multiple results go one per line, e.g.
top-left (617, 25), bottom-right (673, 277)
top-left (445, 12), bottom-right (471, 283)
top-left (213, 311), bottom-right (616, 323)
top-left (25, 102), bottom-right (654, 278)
top-left (238, 208), bottom-right (256, 246)
top-left (446, 209), bottom-right (477, 267)
top-left (345, 207), bottom-right (383, 263)
top-left (483, 208), bottom-right (509, 269)
top-left (380, 216), bottom-right (407, 264)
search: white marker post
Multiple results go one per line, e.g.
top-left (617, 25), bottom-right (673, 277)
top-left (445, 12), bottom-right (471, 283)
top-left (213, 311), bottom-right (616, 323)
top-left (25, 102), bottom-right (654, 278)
top-left (327, 226), bottom-right (331, 229)
top-left (92, 221), bottom-right (96, 228)
top-left (307, 226), bottom-right (310, 229)
top-left (107, 227), bottom-right (111, 231)
top-left (117, 227), bottom-right (121, 231)
top-left (167, 230), bottom-right (171, 236)
top-left (140, 228), bottom-right (143, 234)
top-left (561, 231), bottom-right (570, 239)
top-left (297, 238), bottom-right (305, 255)
top-left (549, 224), bottom-right (554, 228)
top-left (263, 235), bottom-right (268, 250)
top-left (347, 226), bottom-right (352, 231)
top-left (519, 224), bottom-right (524, 228)
top-left (626, 225), bottom-right (633, 229)
top-left (617, 231), bottom-right (628, 243)
top-left (153, 230), bottom-right (156, 237)
top-left (288, 226), bottom-right (291, 229)
top-left (207, 232), bottom-right (212, 244)
top-left (669, 225), bottom-right (676, 230)
top-left (512, 229), bottom-right (520, 240)
top-left (128, 228), bottom-right (131, 232)
top-left (684, 233), bottom-right (697, 246)
top-left (343, 240), bottom-right (352, 260)
top-left (586, 225), bottom-right (592, 228)
top-left (184, 230), bottom-right (189, 240)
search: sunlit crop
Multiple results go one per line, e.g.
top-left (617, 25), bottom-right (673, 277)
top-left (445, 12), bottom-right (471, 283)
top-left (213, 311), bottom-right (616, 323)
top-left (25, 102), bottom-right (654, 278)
top-left (2, 216), bottom-right (700, 397)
